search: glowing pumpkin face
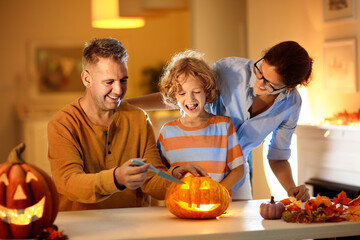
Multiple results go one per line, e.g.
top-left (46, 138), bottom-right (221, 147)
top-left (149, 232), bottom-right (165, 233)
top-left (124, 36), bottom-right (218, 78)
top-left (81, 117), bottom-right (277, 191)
top-left (165, 174), bottom-right (230, 219)
top-left (0, 143), bottom-right (59, 239)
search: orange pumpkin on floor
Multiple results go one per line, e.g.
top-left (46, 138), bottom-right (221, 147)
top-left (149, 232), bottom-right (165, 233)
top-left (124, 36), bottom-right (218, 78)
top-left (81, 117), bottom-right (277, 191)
top-left (165, 174), bottom-right (230, 219)
top-left (0, 143), bottom-right (59, 239)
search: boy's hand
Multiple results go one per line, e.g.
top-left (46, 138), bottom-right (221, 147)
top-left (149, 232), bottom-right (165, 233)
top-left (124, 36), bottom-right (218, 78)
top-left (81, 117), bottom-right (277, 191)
top-left (173, 164), bottom-right (208, 179)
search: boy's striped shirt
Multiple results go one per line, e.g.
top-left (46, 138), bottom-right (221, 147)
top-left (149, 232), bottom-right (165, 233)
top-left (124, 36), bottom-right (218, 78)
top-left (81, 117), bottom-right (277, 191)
top-left (157, 114), bottom-right (244, 183)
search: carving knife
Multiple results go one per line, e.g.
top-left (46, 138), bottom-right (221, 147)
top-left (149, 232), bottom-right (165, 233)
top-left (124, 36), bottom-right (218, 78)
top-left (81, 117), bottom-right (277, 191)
top-left (131, 159), bottom-right (185, 184)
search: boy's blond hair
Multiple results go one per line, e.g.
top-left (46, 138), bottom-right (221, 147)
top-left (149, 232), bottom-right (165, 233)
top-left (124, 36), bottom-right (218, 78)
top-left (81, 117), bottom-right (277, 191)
top-left (159, 50), bottom-right (218, 106)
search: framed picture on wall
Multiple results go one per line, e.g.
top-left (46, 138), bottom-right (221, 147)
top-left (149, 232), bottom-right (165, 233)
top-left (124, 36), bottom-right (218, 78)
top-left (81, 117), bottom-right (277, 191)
top-left (323, 0), bottom-right (356, 23)
top-left (323, 38), bottom-right (357, 92)
top-left (27, 41), bottom-right (84, 102)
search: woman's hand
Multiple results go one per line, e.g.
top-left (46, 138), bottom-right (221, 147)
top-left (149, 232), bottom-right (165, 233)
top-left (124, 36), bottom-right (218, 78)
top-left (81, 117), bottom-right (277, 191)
top-left (287, 185), bottom-right (310, 201)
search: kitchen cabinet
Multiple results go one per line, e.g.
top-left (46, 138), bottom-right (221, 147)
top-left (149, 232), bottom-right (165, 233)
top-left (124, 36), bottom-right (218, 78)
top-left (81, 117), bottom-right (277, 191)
top-left (296, 124), bottom-right (360, 189)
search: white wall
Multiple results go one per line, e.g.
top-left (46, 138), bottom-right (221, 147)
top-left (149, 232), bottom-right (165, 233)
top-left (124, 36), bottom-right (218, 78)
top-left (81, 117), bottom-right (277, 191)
top-left (190, 0), bottom-right (247, 62)
top-left (247, 0), bottom-right (360, 122)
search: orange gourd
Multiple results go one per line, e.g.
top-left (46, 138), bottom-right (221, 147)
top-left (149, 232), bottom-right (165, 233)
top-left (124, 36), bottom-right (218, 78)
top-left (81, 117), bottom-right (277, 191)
top-left (0, 143), bottom-right (59, 239)
top-left (165, 174), bottom-right (230, 219)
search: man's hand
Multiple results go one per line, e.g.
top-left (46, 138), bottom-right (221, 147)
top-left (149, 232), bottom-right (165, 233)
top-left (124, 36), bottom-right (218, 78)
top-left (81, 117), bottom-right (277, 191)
top-left (114, 158), bottom-right (151, 190)
top-left (173, 164), bottom-right (208, 179)
top-left (287, 185), bottom-right (310, 201)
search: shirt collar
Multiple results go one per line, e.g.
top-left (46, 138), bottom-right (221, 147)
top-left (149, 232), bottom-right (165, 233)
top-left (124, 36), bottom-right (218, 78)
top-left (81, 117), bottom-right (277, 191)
top-left (274, 89), bottom-right (289, 103)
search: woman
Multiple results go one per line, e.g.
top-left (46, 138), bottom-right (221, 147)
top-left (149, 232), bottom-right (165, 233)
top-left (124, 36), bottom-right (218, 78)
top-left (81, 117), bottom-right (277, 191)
top-left (126, 41), bottom-right (313, 201)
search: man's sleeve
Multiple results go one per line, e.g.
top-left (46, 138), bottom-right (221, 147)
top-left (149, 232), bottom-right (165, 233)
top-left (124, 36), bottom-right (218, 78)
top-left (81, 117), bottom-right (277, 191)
top-left (48, 119), bottom-right (118, 204)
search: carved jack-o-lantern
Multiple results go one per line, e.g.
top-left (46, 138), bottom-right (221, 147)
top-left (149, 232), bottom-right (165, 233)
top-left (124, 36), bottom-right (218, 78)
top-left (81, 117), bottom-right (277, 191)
top-left (0, 143), bottom-right (59, 239)
top-left (165, 174), bottom-right (230, 219)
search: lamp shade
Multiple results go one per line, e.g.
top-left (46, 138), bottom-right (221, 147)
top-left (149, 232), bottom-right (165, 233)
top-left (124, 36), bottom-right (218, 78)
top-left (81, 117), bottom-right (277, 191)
top-left (91, 0), bottom-right (145, 29)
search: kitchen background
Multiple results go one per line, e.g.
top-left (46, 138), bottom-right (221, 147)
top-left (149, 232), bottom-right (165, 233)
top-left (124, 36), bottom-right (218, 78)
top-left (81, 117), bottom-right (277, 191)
top-left (1, 0), bottom-right (360, 200)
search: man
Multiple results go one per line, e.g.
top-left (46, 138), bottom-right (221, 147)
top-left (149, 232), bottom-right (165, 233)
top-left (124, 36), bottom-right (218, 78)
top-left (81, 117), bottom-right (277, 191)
top-left (48, 38), bottom-right (205, 211)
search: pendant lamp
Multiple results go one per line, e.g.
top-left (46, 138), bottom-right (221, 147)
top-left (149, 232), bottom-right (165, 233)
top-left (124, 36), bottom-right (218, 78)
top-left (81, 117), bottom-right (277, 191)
top-left (91, 0), bottom-right (145, 29)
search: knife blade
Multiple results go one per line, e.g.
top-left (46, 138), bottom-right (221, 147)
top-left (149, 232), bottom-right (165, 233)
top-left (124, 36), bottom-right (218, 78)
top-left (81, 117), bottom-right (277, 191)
top-left (131, 159), bottom-right (185, 184)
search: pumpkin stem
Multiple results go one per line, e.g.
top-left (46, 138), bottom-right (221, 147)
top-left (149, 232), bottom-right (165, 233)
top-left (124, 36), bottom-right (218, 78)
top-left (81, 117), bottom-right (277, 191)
top-left (270, 196), bottom-right (275, 204)
top-left (7, 143), bottom-right (26, 164)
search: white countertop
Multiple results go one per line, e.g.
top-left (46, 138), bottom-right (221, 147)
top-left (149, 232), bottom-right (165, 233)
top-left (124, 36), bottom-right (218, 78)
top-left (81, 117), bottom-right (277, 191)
top-left (55, 200), bottom-right (360, 240)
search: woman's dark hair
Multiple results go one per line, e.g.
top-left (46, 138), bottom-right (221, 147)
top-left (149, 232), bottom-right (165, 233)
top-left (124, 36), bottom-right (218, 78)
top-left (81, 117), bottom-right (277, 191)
top-left (263, 41), bottom-right (313, 88)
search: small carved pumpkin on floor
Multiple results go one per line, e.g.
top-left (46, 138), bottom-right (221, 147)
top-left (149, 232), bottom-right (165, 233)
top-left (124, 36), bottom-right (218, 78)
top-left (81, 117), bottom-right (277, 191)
top-left (165, 173), bottom-right (230, 219)
top-left (0, 143), bottom-right (60, 239)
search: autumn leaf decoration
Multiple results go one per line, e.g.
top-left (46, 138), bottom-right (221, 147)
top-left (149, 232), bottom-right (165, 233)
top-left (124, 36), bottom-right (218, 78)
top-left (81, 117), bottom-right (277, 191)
top-left (280, 197), bottom-right (301, 212)
top-left (281, 191), bottom-right (360, 223)
top-left (347, 195), bottom-right (360, 221)
top-left (332, 191), bottom-right (351, 205)
top-left (349, 195), bottom-right (360, 207)
top-left (347, 206), bottom-right (360, 221)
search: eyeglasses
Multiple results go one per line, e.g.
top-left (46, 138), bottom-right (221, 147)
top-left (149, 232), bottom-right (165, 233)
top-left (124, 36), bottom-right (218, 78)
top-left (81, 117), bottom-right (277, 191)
top-left (253, 58), bottom-right (287, 94)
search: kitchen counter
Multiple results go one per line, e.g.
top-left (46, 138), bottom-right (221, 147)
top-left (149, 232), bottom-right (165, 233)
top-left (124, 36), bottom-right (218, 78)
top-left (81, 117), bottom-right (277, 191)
top-left (55, 200), bottom-right (360, 240)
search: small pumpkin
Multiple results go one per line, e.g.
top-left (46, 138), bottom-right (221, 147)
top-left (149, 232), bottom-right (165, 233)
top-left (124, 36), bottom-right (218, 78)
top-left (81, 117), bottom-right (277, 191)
top-left (0, 143), bottom-right (59, 239)
top-left (165, 174), bottom-right (230, 219)
top-left (260, 196), bottom-right (285, 219)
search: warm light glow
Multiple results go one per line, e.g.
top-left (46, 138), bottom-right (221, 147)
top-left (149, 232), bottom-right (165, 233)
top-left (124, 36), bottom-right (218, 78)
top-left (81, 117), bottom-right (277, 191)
top-left (0, 197), bottom-right (45, 225)
top-left (92, 18), bottom-right (145, 29)
top-left (199, 180), bottom-right (210, 189)
top-left (180, 183), bottom-right (190, 189)
top-left (298, 86), bottom-right (314, 124)
top-left (323, 130), bottom-right (330, 138)
top-left (0, 173), bottom-right (9, 186)
top-left (91, 0), bottom-right (145, 29)
top-left (263, 134), bottom-right (298, 199)
top-left (176, 201), bottom-right (220, 212)
top-left (318, 110), bottom-right (360, 127)
top-left (13, 185), bottom-right (27, 200)
top-left (26, 172), bottom-right (38, 183)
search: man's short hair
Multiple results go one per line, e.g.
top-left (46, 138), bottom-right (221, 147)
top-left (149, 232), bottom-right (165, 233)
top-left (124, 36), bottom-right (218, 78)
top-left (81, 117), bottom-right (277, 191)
top-left (82, 38), bottom-right (128, 69)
